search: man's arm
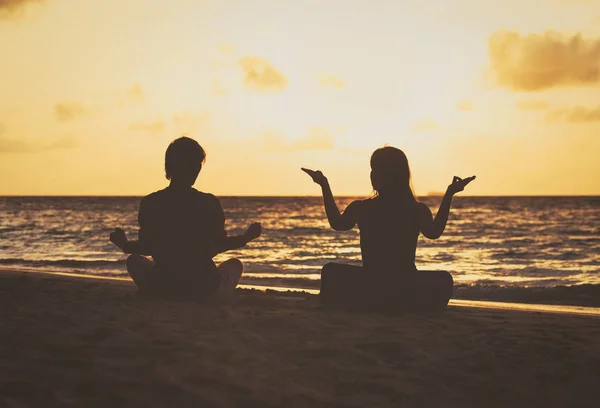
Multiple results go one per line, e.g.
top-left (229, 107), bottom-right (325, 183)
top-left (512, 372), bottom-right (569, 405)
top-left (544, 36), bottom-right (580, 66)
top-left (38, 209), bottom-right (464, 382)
top-left (122, 239), bottom-right (146, 254)
top-left (109, 196), bottom-right (153, 255)
top-left (212, 196), bottom-right (262, 255)
top-left (109, 229), bottom-right (151, 254)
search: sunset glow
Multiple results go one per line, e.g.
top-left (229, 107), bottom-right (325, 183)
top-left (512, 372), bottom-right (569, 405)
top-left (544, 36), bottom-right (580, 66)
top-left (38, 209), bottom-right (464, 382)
top-left (1, 0), bottom-right (600, 195)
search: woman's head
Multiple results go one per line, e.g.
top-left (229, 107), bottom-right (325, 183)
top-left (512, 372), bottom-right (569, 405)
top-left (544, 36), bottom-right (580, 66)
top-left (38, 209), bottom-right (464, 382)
top-left (165, 137), bottom-right (206, 186)
top-left (370, 146), bottom-right (416, 201)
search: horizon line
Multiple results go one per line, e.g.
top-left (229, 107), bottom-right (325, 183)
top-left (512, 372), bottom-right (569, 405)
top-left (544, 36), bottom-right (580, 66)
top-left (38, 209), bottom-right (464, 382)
top-left (1, 194), bottom-right (599, 198)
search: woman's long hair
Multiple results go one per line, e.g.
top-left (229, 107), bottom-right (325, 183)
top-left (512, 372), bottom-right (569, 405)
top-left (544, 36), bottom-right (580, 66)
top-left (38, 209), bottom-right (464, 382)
top-left (370, 146), bottom-right (417, 203)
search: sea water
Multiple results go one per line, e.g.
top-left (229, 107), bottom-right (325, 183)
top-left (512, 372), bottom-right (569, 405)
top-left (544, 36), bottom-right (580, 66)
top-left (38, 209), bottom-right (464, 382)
top-left (1, 196), bottom-right (598, 289)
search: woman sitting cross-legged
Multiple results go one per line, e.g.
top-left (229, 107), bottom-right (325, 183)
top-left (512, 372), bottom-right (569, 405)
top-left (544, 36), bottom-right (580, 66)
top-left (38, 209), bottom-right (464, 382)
top-left (302, 146), bottom-right (475, 312)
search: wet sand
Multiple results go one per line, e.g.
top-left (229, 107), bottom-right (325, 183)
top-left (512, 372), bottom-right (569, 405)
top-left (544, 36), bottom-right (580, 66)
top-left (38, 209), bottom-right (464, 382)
top-left (1, 269), bottom-right (599, 407)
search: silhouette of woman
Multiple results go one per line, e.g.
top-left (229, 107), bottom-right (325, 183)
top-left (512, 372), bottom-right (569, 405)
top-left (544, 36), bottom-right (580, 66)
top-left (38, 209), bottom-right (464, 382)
top-left (302, 146), bottom-right (475, 311)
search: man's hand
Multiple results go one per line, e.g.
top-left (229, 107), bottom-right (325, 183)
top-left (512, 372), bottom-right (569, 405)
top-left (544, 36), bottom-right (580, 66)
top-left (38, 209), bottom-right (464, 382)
top-left (243, 222), bottom-right (262, 243)
top-left (109, 228), bottom-right (128, 250)
top-left (301, 168), bottom-right (328, 187)
top-left (447, 175), bottom-right (476, 196)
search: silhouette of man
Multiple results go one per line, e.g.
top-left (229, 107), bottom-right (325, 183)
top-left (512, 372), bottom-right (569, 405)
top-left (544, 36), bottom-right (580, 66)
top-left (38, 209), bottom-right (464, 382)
top-left (110, 137), bottom-right (262, 298)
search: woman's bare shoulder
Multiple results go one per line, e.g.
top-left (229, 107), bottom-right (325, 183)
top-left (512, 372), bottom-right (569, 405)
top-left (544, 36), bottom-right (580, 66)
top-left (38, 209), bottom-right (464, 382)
top-left (416, 201), bottom-right (432, 217)
top-left (348, 197), bottom-right (372, 210)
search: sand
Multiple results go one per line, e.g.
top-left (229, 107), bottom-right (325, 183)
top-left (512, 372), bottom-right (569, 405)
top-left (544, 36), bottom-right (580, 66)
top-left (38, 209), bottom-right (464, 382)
top-left (1, 270), bottom-right (599, 408)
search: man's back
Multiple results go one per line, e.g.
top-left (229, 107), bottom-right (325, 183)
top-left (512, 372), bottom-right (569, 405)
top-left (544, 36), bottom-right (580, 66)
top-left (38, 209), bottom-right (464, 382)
top-left (138, 186), bottom-right (223, 274)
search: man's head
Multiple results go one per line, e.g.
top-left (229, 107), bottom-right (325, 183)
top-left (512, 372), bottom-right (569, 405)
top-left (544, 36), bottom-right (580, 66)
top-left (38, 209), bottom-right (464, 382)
top-left (165, 137), bottom-right (206, 186)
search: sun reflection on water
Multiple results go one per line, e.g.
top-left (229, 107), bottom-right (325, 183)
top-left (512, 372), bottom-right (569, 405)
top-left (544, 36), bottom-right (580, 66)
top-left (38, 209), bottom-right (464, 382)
top-left (1, 196), bottom-right (598, 289)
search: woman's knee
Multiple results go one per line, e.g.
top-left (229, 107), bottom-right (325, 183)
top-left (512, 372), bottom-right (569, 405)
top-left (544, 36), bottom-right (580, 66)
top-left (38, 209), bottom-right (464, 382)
top-left (321, 262), bottom-right (359, 274)
top-left (321, 262), bottom-right (337, 275)
top-left (220, 258), bottom-right (243, 273)
top-left (438, 271), bottom-right (453, 287)
top-left (321, 263), bottom-right (350, 282)
top-left (229, 258), bottom-right (243, 269)
top-left (430, 271), bottom-right (453, 300)
top-left (419, 270), bottom-right (453, 285)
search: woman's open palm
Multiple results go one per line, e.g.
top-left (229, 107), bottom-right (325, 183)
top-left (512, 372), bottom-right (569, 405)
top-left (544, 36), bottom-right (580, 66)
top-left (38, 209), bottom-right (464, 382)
top-left (301, 168), bottom-right (328, 186)
top-left (448, 175), bottom-right (476, 195)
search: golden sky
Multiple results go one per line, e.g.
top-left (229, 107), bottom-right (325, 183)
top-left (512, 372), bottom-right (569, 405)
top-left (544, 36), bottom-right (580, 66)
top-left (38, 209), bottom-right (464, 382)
top-left (1, 0), bottom-right (600, 196)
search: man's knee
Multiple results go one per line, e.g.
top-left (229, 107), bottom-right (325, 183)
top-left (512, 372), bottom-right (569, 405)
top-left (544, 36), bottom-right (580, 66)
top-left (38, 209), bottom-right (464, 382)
top-left (223, 258), bottom-right (243, 272)
top-left (126, 254), bottom-right (152, 274)
top-left (126, 254), bottom-right (142, 270)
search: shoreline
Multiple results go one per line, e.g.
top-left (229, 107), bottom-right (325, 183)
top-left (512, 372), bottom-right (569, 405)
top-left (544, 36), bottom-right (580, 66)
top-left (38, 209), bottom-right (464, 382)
top-left (3, 267), bottom-right (600, 316)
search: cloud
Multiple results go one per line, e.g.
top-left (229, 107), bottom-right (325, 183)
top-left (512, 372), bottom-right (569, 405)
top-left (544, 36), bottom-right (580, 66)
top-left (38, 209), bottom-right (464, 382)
top-left (488, 30), bottom-right (600, 91)
top-left (318, 73), bottom-right (345, 89)
top-left (238, 56), bottom-right (288, 91)
top-left (128, 120), bottom-right (165, 134)
top-left (545, 105), bottom-right (600, 123)
top-left (411, 119), bottom-right (438, 133)
top-left (118, 84), bottom-right (146, 106)
top-left (0, 0), bottom-right (42, 18)
top-left (54, 102), bottom-right (88, 122)
top-left (0, 134), bottom-right (78, 154)
top-left (516, 99), bottom-right (550, 111)
top-left (456, 100), bottom-right (474, 111)
top-left (263, 127), bottom-right (336, 152)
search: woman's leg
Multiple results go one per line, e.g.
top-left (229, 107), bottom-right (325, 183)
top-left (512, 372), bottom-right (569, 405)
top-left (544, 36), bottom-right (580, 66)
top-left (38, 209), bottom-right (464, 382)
top-left (126, 254), bottom-right (155, 291)
top-left (320, 263), bottom-right (363, 306)
top-left (217, 258), bottom-right (244, 295)
top-left (415, 271), bottom-right (454, 312)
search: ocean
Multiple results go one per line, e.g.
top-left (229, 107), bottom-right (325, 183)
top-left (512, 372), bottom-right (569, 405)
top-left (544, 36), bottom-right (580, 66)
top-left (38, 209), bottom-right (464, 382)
top-left (0, 196), bottom-right (598, 289)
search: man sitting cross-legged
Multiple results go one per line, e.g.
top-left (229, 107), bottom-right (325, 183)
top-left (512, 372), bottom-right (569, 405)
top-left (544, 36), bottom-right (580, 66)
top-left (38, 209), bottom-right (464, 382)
top-left (109, 137), bottom-right (262, 299)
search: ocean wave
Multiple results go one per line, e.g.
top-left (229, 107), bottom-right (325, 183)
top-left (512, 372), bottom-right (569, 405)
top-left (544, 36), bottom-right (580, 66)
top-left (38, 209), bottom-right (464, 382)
top-left (488, 267), bottom-right (585, 278)
top-left (0, 226), bottom-right (21, 234)
top-left (43, 228), bottom-right (73, 236)
top-left (489, 250), bottom-right (536, 260)
top-left (2, 196), bottom-right (599, 288)
top-left (0, 258), bottom-right (125, 268)
top-left (240, 275), bottom-right (320, 290)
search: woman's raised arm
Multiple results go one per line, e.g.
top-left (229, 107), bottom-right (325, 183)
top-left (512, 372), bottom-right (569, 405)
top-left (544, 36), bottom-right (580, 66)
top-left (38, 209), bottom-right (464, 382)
top-left (419, 175), bottom-right (475, 239)
top-left (301, 168), bottom-right (358, 231)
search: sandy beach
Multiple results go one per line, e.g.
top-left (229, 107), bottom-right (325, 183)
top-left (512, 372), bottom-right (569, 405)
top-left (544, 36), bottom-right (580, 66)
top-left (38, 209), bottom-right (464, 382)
top-left (1, 269), bottom-right (599, 408)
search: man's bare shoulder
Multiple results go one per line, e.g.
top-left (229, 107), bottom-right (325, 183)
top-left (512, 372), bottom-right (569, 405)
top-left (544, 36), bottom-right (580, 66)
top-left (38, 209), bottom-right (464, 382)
top-left (193, 190), bottom-right (222, 210)
top-left (140, 188), bottom-right (168, 206)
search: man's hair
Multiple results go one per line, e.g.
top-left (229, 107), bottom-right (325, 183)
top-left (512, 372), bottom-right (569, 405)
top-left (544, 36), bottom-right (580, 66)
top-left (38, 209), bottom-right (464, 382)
top-left (165, 137), bottom-right (206, 181)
